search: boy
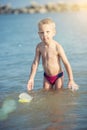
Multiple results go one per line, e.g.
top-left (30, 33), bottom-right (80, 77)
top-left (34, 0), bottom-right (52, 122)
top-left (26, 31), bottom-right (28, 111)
top-left (27, 18), bottom-right (79, 91)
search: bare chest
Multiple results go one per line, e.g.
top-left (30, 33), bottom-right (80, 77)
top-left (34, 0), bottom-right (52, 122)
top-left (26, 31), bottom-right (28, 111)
top-left (41, 46), bottom-right (58, 59)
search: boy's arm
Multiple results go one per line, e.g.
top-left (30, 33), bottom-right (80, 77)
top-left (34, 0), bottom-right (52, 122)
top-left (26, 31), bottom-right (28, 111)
top-left (58, 44), bottom-right (79, 91)
top-left (27, 44), bottom-right (41, 91)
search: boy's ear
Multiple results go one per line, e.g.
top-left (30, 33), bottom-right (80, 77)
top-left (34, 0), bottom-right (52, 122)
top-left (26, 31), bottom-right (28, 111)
top-left (54, 30), bottom-right (56, 34)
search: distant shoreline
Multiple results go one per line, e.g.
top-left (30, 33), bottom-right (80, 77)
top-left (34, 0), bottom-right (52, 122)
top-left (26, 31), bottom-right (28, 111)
top-left (0, 2), bottom-right (87, 14)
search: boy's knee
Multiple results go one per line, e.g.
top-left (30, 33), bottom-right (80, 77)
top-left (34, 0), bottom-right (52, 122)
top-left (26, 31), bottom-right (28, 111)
top-left (55, 78), bottom-right (63, 89)
top-left (43, 83), bottom-right (52, 91)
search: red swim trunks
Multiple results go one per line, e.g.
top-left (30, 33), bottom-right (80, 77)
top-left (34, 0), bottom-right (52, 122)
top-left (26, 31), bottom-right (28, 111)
top-left (44, 72), bottom-right (63, 85)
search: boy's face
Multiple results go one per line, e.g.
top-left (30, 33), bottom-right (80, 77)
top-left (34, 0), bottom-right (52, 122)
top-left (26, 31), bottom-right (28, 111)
top-left (38, 24), bottom-right (56, 44)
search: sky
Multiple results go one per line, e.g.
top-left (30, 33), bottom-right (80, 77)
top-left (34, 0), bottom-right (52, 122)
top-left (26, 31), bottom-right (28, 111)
top-left (0, 0), bottom-right (87, 8)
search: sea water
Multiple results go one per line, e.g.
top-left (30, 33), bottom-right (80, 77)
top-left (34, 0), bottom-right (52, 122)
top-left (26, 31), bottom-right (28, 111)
top-left (0, 11), bottom-right (87, 130)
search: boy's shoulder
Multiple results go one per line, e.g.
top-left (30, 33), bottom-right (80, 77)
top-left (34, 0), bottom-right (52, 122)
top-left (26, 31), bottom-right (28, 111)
top-left (54, 41), bottom-right (62, 48)
top-left (36, 42), bottom-right (43, 48)
top-left (54, 41), bottom-right (64, 53)
top-left (36, 42), bottom-right (43, 51)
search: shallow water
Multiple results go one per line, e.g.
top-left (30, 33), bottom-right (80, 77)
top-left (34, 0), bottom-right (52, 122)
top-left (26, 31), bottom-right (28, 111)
top-left (0, 89), bottom-right (80, 130)
top-left (0, 11), bottom-right (87, 129)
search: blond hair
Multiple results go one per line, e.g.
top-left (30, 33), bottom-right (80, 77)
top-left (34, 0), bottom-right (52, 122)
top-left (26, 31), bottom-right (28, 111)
top-left (38, 18), bottom-right (56, 30)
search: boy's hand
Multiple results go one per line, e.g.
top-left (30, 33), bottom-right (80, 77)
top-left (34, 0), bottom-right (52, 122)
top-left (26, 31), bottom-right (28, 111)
top-left (68, 80), bottom-right (79, 91)
top-left (27, 79), bottom-right (34, 91)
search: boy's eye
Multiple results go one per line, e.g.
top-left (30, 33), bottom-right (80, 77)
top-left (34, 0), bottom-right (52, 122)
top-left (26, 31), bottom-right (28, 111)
top-left (40, 32), bottom-right (44, 34)
top-left (39, 31), bottom-right (50, 34)
top-left (47, 31), bottom-right (50, 33)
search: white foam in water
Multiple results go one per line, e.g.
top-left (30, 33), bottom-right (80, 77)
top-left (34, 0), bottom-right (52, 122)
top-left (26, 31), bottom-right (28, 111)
top-left (18, 92), bottom-right (33, 103)
top-left (0, 99), bottom-right (17, 121)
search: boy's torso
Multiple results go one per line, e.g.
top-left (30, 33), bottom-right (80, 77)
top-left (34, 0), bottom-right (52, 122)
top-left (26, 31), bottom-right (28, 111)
top-left (38, 41), bottom-right (62, 76)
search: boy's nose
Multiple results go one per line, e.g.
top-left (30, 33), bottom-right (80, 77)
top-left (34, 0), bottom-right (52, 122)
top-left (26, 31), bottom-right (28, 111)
top-left (43, 32), bottom-right (47, 36)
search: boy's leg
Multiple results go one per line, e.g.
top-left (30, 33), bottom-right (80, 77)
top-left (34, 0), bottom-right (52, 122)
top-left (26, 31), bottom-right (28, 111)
top-left (55, 77), bottom-right (64, 90)
top-left (43, 77), bottom-right (52, 90)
